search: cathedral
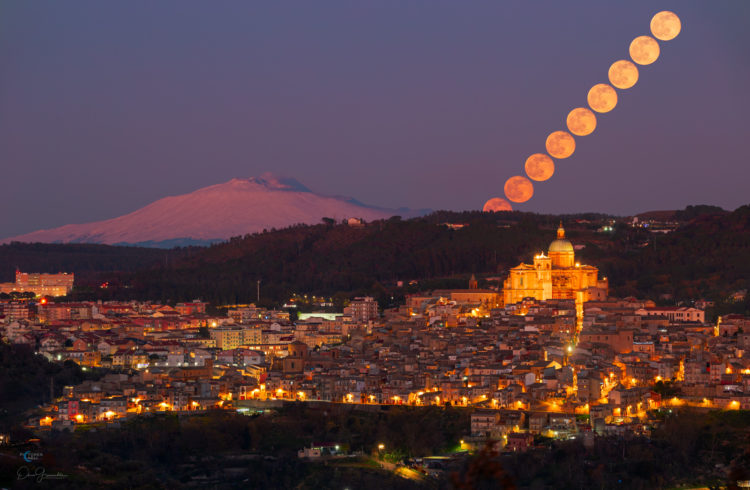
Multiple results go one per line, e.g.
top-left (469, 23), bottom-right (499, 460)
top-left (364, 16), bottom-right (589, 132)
top-left (503, 224), bottom-right (608, 306)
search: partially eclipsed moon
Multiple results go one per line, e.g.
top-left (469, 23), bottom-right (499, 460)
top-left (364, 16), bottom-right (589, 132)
top-left (524, 153), bottom-right (555, 182)
top-left (651, 11), bottom-right (681, 41)
top-left (608, 60), bottom-right (639, 89)
top-left (545, 131), bottom-right (575, 159)
top-left (483, 197), bottom-right (513, 212)
top-left (587, 83), bottom-right (618, 113)
top-left (504, 176), bottom-right (534, 203)
top-left (566, 108), bottom-right (597, 136)
top-left (630, 35), bottom-right (660, 65)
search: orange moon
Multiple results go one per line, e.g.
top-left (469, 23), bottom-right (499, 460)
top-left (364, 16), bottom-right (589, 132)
top-left (587, 83), bottom-right (618, 113)
top-left (650, 11), bottom-right (681, 41)
top-left (608, 60), bottom-right (639, 89)
top-left (504, 176), bottom-right (534, 203)
top-left (566, 107), bottom-right (597, 136)
top-left (629, 35), bottom-right (660, 65)
top-left (545, 131), bottom-right (575, 159)
top-left (524, 153), bottom-right (555, 182)
top-left (483, 197), bottom-right (513, 212)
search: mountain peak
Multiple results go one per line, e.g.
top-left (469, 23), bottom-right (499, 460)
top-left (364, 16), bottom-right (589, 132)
top-left (237, 173), bottom-right (311, 192)
top-left (3, 175), bottom-right (426, 246)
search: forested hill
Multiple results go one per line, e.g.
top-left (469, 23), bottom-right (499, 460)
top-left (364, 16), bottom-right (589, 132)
top-left (120, 212), bottom-right (559, 304)
top-left (590, 204), bottom-right (750, 301)
top-left (3, 206), bottom-right (748, 309)
top-left (78, 206), bottom-right (747, 306)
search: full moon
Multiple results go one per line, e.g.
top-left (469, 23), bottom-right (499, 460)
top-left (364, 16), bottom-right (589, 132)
top-left (566, 107), bottom-right (597, 136)
top-left (545, 131), bottom-right (575, 159)
top-left (587, 83), bottom-right (618, 113)
top-left (608, 60), bottom-right (639, 89)
top-left (525, 153), bottom-right (555, 182)
top-left (629, 35), bottom-right (660, 65)
top-left (504, 176), bottom-right (534, 203)
top-left (651, 11), bottom-right (681, 41)
top-left (483, 197), bottom-right (513, 212)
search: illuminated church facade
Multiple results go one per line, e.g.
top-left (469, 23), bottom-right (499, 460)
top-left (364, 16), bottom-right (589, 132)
top-left (503, 224), bottom-right (608, 305)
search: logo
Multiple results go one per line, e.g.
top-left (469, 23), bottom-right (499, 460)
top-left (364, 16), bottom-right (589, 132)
top-left (21, 451), bottom-right (43, 463)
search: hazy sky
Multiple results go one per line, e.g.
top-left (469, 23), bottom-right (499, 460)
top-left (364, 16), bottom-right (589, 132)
top-left (1, 1), bottom-right (749, 237)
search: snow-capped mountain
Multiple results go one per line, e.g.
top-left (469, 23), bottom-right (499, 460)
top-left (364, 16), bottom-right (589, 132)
top-left (2, 174), bottom-right (424, 247)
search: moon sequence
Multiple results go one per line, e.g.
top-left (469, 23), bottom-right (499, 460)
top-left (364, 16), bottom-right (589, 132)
top-left (486, 10), bottom-right (681, 209)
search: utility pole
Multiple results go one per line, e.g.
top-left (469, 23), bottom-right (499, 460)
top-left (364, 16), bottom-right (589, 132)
top-left (257, 280), bottom-right (261, 303)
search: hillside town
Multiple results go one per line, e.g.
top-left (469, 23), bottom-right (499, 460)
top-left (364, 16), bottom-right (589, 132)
top-left (3, 270), bottom-right (748, 452)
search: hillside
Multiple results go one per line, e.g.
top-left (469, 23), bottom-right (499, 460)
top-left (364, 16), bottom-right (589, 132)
top-left (2, 206), bottom-right (747, 310)
top-left (115, 206), bottom-right (749, 306)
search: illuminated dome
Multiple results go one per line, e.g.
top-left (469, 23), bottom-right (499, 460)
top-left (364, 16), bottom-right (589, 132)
top-left (548, 224), bottom-right (574, 254)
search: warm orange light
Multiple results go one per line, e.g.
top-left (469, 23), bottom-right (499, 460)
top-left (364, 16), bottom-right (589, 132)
top-left (483, 197), bottom-right (513, 212)
top-left (629, 36), bottom-right (660, 65)
top-left (566, 107), bottom-right (597, 136)
top-left (587, 84), bottom-right (618, 113)
top-left (74, 414), bottom-right (84, 423)
top-left (545, 131), bottom-right (576, 159)
top-left (524, 153), bottom-right (555, 182)
top-left (504, 176), bottom-right (534, 204)
top-left (650, 11), bottom-right (681, 41)
top-left (608, 60), bottom-right (639, 89)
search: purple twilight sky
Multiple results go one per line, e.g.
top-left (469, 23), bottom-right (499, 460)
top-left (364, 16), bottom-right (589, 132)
top-left (1, 1), bottom-right (749, 237)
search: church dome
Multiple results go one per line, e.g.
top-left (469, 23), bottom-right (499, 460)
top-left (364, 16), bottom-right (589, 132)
top-left (548, 223), bottom-right (574, 254)
top-left (549, 239), bottom-right (574, 254)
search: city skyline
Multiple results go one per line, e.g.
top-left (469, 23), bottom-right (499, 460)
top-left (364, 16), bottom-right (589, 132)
top-left (1, 1), bottom-right (749, 237)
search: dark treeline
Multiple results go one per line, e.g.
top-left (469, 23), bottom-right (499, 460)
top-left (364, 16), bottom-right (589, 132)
top-left (1, 405), bottom-right (467, 489)
top-left (0, 242), bottom-right (192, 283)
top-left (585, 205), bottom-right (750, 305)
top-left (2, 406), bottom-right (748, 489)
top-left (91, 212), bottom-right (560, 304)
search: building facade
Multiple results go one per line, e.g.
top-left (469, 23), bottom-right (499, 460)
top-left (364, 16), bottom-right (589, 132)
top-left (503, 224), bottom-right (607, 305)
top-left (0, 271), bottom-right (74, 297)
